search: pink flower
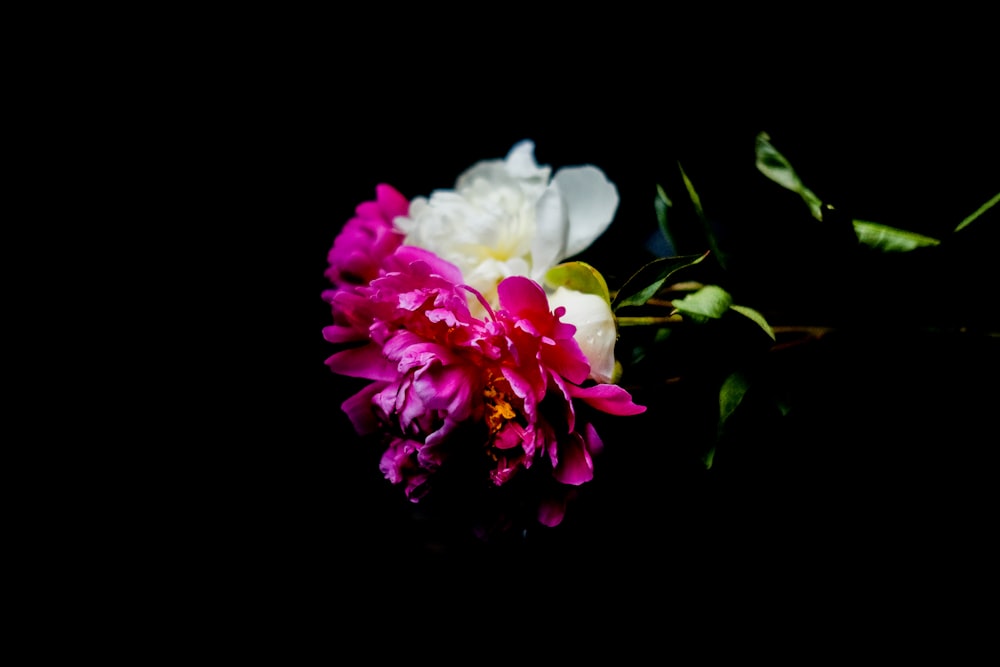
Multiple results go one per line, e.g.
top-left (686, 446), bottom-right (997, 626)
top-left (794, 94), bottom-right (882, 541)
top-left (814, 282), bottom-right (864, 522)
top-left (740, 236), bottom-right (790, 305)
top-left (324, 240), bottom-right (645, 527)
top-left (322, 184), bottom-right (409, 344)
top-left (323, 183), bottom-right (407, 290)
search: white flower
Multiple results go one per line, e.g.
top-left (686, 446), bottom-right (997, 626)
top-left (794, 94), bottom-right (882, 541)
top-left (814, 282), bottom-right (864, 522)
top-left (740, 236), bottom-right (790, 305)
top-left (547, 286), bottom-right (618, 384)
top-left (394, 140), bottom-right (620, 306)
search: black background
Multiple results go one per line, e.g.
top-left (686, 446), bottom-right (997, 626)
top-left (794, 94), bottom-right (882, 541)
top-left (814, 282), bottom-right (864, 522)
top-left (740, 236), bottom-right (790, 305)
top-left (172, 17), bottom-right (999, 617)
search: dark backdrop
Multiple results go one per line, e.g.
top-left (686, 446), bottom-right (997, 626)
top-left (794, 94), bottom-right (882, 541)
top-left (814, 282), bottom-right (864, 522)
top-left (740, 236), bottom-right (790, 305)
top-left (201, 27), bottom-right (998, 609)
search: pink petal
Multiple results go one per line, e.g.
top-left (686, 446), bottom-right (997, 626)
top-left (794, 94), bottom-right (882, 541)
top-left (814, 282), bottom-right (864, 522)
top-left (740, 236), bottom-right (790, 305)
top-left (322, 324), bottom-right (367, 344)
top-left (341, 381), bottom-right (388, 435)
top-left (567, 383), bottom-right (646, 415)
top-left (553, 431), bottom-right (594, 486)
top-left (496, 276), bottom-right (549, 317)
top-left (375, 183), bottom-right (410, 220)
top-left (537, 496), bottom-right (567, 527)
top-left (582, 421), bottom-right (604, 456)
top-left (325, 344), bottom-right (397, 381)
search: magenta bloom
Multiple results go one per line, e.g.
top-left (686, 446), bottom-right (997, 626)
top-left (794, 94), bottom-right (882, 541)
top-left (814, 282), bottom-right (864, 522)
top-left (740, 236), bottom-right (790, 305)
top-left (324, 242), bottom-right (645, 527)
top-left (324, 183), bottom-right (407, 288)
top-left (322, 184), bottom-right (408, 343)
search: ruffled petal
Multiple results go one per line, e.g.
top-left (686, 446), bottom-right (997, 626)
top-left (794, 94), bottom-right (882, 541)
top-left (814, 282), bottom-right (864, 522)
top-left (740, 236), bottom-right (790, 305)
top-left (502, 139), bottom-right (551, 182)
top-left (375, 183), bottom-right (410, 220)
top-left (341, 381), bottom-right (389, 435)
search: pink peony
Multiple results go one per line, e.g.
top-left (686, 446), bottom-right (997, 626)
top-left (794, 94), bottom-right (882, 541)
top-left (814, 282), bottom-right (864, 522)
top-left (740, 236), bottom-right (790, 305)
top-left (321, 184), bottom-right (409, 344)
top-left (323, 183), bottom-right (408, 289)
top-left (324, 241), bottom-right (645, 527)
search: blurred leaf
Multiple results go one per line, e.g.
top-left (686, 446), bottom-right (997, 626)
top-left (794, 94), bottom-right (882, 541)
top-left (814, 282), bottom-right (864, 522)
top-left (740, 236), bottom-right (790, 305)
top-left (655, 183), bottom-right (672, 243)
top-left (611, 252), bottom-right (709, 311)
top-left (852, 220), bottom-right (941, 252)
top-left (757, 132), bottom-right (948, 252)
top-left (730, 304), bottom-right (776, 340)
top-left (717, 370), bottom-right (750, 444)
top-left (755, 132), bottom-right (824, 221)
top-left (954, 192), bottom-right (999, 232)
top-left (671, 285), bottom-right (732, 320)
top-left (703, 446), bottom-right (716, 470)
top-left (544, 261), bottom-right (611, 303)
top-left (679, 163), bottom-right (705, 220)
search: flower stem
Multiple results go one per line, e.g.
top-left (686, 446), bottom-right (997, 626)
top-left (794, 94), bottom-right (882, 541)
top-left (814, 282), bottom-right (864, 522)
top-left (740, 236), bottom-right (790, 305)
top-left (616, 315), bottom-right (684, 327)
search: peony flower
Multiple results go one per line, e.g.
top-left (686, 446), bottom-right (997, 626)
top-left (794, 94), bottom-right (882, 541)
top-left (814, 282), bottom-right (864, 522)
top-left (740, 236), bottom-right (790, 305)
top-left (321, 184), bottom-right (409, 344)
top-left (392, 140), bottom-right (621, 378)
top-left (324, 241), bottom-right (644, 527)
top-left (394, 140), bottom-right (619, 296)
top-left (322, 183), bottom-right (407, 294)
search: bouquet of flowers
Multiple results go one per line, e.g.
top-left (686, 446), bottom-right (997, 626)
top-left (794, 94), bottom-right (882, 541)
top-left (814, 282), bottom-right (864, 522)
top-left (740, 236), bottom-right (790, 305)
top-left (321, 134), bottom-right (997, 544)
top-left (322, 140), bottom-right (646, 536)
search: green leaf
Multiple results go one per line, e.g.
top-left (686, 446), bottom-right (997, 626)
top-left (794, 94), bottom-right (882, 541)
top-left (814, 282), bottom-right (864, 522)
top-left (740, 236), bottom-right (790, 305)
top-left (678, 163), bottom-right (705, 220)
top-left (755, 131), bottom-right (824, 221)
top-left (671, 285), bottom-right (732, 320)
top-left (718, 370), bottom-right (750, 441)
top-left (654, 183), bottom-right (672, 243)
top-left (611, 252), bottom-right (709, 311)
top-left (544, 261), bottom-right (611, 303)
top-left (730, 304), bottom-right (776, 340)
top-left (954, 191), bottom-right (999, 232)
top-left (703, 446), bottom-right (716, 470)
top-left (852, 219), bottom-right (941, 252)
top-left (678, 162), bottom-right (729, 269)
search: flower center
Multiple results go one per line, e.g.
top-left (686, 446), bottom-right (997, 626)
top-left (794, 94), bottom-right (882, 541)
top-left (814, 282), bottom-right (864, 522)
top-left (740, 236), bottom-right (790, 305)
top-left (483, 383), bottom-right (517, 433)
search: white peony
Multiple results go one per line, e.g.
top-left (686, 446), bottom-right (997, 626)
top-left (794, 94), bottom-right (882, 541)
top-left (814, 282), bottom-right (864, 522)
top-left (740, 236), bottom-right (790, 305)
top-left (394, 140), bottom-right (619, 304)
top-left (394, 140), bottom-right (621, 382)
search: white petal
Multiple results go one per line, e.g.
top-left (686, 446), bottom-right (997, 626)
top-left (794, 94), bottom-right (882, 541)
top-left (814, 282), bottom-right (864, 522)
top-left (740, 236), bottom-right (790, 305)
top-left (552, 166), bottom-right (620, 258)
top-left (455, 158), bottom-right (514, 191)
top-left (529, 185), bottom-right (568, 281)
top-left (504, 140), bottom-right (547, 179)
top-left (548, 287), bottom-right (617, 384)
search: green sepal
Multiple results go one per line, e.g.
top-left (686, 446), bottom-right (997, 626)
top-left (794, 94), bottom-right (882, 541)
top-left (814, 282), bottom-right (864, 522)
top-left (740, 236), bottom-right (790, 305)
top-left (544, 261), bottom-right (611, 304)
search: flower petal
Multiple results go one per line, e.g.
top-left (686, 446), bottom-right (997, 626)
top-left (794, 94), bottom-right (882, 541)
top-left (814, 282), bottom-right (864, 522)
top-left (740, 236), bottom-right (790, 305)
top-left (554, 165), bottom-right (620, 258)
top-left (502, 139), bottom-right (550, 182)
top-left (529, 185), bottom-right (569, 282)
top-left (341, 381), bottom-right (388, 435)
top-left (567, 382), bottom-right (646, 415)
top-left (537, 496), bottom-right (567, 527)
top-left (325, 344), bottom-right (397, 381)
top-left (552, 431), bottom-right (594, 485)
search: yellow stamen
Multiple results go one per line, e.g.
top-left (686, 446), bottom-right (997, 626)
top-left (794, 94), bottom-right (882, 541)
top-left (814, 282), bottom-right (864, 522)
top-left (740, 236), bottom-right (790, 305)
top-left (483, 383), bottom-right (517, 433)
